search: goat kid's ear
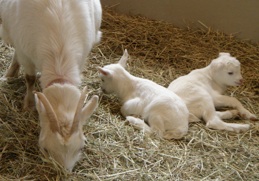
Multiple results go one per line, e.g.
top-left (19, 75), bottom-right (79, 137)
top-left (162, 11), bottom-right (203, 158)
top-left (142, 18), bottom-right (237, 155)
top-left (97, 67), bottom-right (111, 77)
top-left (219, 52), bottom-right (231, 57)
top-left (118, 49), bottom-right (129, 68)
top-left (210, 59), bottom-right (224, 71)
top-left (81, 95), bottom-right (99, 125)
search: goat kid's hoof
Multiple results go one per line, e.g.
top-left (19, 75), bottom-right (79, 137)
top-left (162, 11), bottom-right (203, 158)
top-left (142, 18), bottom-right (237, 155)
top-left (126, 116), bottom-right (145, 128)
top-left (241, 113), bottom-right (258, 121)
top-left (250, 115), bottom-right (258, 121)
top-left (239, 110), bottom-right (257, 121)
top-left (234, 124), bottom-right (250, 133)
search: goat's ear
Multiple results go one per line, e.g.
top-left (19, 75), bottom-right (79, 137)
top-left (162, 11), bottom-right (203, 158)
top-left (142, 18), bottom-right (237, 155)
top-left (98, 67), bottom-right (111, 77)
top-left (81, 95), bottom-right (99, 125)
top-left (118, 49), bottom-right (129, 68)
top-left (34, 92), bottom-right (45, 114)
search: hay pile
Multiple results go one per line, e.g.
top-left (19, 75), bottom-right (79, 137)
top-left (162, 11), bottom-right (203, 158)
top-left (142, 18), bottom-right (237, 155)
top-left (0, 8), bottom-right (258, 181)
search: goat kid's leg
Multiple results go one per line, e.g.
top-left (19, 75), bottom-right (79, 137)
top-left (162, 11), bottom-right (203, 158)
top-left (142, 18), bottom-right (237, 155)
top-left (128, 113), bottom-right (187, 139)
top-left (126, 116), bottom-right (152, 133)
top-left (216, 110), bottom-right (239, 119)
top-left (204, 111), bottom-right (250, 133)
top-left (148, 117), bottom-right (164, 139)
top-left (206, 117), bottom-right (250, 133)
top-left (1, 51), bottom-right (20, 79)
top-left (161, 116), bottom-right (188, 140)
top-left (24, 74), bottom-right (36, 109)
top-left (163, 123), bottom-right (188, 140)
top-left (214, 95), bottom-right (257, 121)
top-left (121, 98), bottom-right (142, 117)
top-left (147, 115), bottom-right (182, 140)
top-left (163, 130), bottom-right (186, 140)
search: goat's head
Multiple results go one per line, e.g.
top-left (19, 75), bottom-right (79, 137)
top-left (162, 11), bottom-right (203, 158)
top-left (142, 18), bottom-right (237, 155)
top-left (210, 52), bottom-right (243, 87)
top-left (98, 49), bottom-right (129, 94)
top-left (34, 85), bottom-right (98, 171)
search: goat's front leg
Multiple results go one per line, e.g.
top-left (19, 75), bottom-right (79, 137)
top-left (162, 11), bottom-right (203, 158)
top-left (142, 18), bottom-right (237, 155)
top-left (1, 51), bottom-right (20, 79)
top-left (24, 74), bottom-right (36, 109)
top-left (6, 51), bottom-right (20, 77)
top-left (213, 95), bottom-right (257, 121)
top-left (121, 97), bottom-right (142, 117)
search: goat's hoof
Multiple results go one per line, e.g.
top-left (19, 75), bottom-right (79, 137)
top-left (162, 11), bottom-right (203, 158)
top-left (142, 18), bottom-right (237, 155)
top-left (0, 77), bottom-right (8, 81)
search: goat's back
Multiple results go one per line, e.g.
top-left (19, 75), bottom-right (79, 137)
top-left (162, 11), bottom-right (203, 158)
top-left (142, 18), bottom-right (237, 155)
top-left (0, 0), bottom-right (102, 69)
top-left (168, 67), bottom-right (213, 95)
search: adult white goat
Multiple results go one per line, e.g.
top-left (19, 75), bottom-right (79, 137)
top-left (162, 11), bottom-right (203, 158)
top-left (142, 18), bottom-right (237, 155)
top-left (0, 0), bottom-right (101, 171)
top-left (98, 50), bottom-right (189, 140)
top-left (168, 53), bottom-right (257, 133)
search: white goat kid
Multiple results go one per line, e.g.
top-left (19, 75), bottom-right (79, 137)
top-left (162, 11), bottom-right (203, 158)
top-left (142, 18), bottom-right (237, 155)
top-left (0, 0), bottom-right (101, 171)
top-left (168, 53), bottom-right (257, 133)
top-left (98, 50), bottom-right (189, 140)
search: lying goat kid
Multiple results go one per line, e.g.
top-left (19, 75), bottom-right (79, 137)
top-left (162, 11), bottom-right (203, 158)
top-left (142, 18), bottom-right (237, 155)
top-left (168, 53), bottom-right (257, 133)
top-left (98, 50), bottom-right (189, 140)
top-left (0, 0), bottom-right (101, 171)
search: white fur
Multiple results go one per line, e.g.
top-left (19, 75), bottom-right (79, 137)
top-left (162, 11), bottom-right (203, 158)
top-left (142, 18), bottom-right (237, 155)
top-left (35, 85), bottom-right (99, 171)
top-left (0, 0), bottom-right (101, 171)
top-left (168, 52), bottom-right (257, 133)
top-left (98, 50), bottom-right (189, 140)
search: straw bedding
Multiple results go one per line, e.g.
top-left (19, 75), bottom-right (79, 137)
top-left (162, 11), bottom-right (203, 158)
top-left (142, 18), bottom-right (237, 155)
top-left (0, 8), bottom-right (258, 181)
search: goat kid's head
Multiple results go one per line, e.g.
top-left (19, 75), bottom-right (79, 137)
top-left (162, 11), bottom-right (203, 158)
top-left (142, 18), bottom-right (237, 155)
top-left (98, 49), bottom-right (129, 94)
top-left (34, 85), bottom-right (98, 171)
top-left (210, 52), bottom-right (243, 87)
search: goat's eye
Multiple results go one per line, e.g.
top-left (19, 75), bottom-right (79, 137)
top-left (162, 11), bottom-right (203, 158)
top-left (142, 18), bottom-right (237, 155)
top-left (228, 72), bottom-right (233, 75)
